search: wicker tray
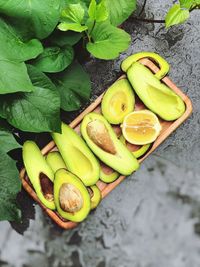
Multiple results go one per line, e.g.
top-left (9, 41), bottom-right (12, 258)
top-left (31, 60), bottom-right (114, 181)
top-left (20, 58), bottom-right (193, 229)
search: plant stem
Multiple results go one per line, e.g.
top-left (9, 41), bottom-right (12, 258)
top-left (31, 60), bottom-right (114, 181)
top-left (139, 0), bottom-right (147, 16)
top-left (130, 17), bottom-right (165, 23)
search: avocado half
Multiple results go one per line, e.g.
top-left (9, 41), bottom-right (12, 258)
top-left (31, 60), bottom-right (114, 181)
top-left (54, 169), bottom-right (91, 222)
top-left (23, 141), bottom-right (55, 210)
top-left (52, 123), bottom-right (100, 186)
top-left (99, 162), bottom-right (119, 183)
top-left (46, 151), bottom-right (67, 173)
top-left (88, 185), bottom-right (102, 210)
top-left (101, 78), bottom-right (135, 124)
top-left (127, 62), bottom-right (185, 121)
top-left (121, 51), bottom-right (170, 80)
top-left (120, 135), bottom-right (151, 158)
top-left (81, 112), bottom-right (139, 175)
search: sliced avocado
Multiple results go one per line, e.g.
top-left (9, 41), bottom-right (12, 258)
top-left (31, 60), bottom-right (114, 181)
top-left (120, 135), bottom-right (151, 158)
top-left (88, 185), bottom-right (102, 210)
top-left (99, 162), bottom-right (120, 183)
top-left (22, 141), bottom-right (55, 210)
top-left (46, 151), bottom-right (66, 173)
top-left (54, 169), bottom-right (91, 222)
top-left (127, 62), bottom-right (185, 121)
top-left (52, 122), bottom-right (100, 186)
top-left (81, 112), bottom-right (139, 175)
top-left (121, 51), bottom-right (170, 80)
top-left (101, 78), bottom-right (135, 124)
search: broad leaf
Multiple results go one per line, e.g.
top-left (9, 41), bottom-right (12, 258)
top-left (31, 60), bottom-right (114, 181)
top-left (0, 118), bottom-right (21, 153)
top-left (0, 152), bottom-right (21, 221)
top-left (0, 18), bottom-right (43, 62)
top-left (58, 3), bottom-right (88, 32)
top-left (180, 0), bottom-right (194, 8)
top-left (0, 60), bottom-right (34, 94)
top-left (88, 0), bottom-right (108, 22)
top-left (49, 30), bottom-right (82, 46)
top-left (0, 0), bottom-right (62, 39)
top-left (105, 0), bottom-right (137, 26)
top-left (165, 4), bottom-right (190, 28)
top-left (32, 46), bottom-right (74, 73)
top-left (52, 62), bottom-right (91, 111)
top-left (0, 65), bottom-right (61, 133)
top-left (86, 22), bottom-right (131, 59)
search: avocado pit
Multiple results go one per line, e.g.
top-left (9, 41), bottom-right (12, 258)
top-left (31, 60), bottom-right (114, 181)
top-left (87, 120), bottom-right (116, 154)
top-left (59, 183), bottom-right (83, 213)
top-left (39, 173), bottom-right (54, 201)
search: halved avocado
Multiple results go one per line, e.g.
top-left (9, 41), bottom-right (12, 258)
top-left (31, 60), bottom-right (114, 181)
top-left (54, 169), bottom-right (91, 222)
top-left (52, 123), bottom-right (100, 186)
top-left (46, 151), bottom-right (67, 173)
top-left (81, 112), bottom-right (139, 175)
top-left (22, 141), bottom-right (55, 210)
top-left (121, 51), bottom-right (170, 80)
top-left (101, 78), bottom-right (135, 124)
top-left (88, 185), bottom-right (102, 210)
top-left (127, 62), bottom-right (185, 121)
top-left (99, 162), bottom-right (120, 183)
top-left (120, 135), bottom-right (151, 158)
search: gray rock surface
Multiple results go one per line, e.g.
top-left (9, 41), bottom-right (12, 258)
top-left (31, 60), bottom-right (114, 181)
top-left (1, 1), bottom-right (200, 267)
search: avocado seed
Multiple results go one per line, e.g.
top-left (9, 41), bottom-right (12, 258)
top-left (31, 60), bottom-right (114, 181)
top-left (59, 183), bottom-right (83, 213)
top-left (87, 120), bottom-right (116, 154)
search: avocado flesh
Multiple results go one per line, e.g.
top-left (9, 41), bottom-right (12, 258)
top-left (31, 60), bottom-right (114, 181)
top-left (54, 169), bottom-right (91, 222)
top-left (99, 162), bottom-right (119, 183)
top-left (46, 151), bottom-right (67, 173)
top-left (22, 141), bottom-right (55, 210)
top-left (127, 62), bottom-right (185, 121)
top-left (121, 51), bottom-right (170, 80)
top-left (88, 185), bottom-right (102, 210)
top-left (81, 112), bottom-right (139, 175)
top-left (101, 78), bottom-right (135, 124)
top-left (52, 123), bottom-right (100, 186)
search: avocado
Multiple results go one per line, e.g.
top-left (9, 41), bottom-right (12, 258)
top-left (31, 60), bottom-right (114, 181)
top-left (127, 62), bottom-right (185, 121)
top-left (101, 78), bottom-right (135, 124)
top-left (46, 151), bottom-right (66, 173)
top-left (88, 185), bottom-right (102, 210)
top-left (99, 162), bottom-right (119, 183)
top-left (121, 51), bottom-right (170, 80)
top-left (54, 169), bottom-right (91, 222)
top-left (23, 141), bottom-right (55, 210)
top-left (52, 123), bottom-right (100, 186)
top-left (120, 135), bottom-right (151, 158)
top-left (81, 112), bottom-right (139, 175)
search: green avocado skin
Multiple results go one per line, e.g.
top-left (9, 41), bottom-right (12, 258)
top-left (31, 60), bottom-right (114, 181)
top-left (52, 122), bottom-right (100, 186)
top-left (89, 185), bottom-right (102, 210)
top-left (22, 141), bottom-right (55, 210)
top-left (54, 169), bottom-right (91, 222)
top-left (81, 112), bottom-right (139, 175)
top-left (46, 151), bottom-right (66, 173)
top-left (127, 62), bottom-right (185, 121)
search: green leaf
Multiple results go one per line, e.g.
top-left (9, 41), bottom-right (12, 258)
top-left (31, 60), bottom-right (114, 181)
top-left (88, 0), bottom-right (108, 22)
top-left (32, 46), bottom-right (74, 73)
top-left (49, 30), bottom-right (82, 46)
top-left (0, 60), bottom-right (34, 94)
top-left (86, 22), bottom-right (131, 60)
top-left (0, 0), bottom-right (62, 39)
top-left (0, 18), bottom-right (43, 62)
top-left (105, 0), bottom-right (137, 26)
top-left (58, 3), bottom-right (88, 32)
top-left (0, 65), bottom-right (61, 133)
top-left (179, 0), bottom-right (194, 8)
top-left (52, 62), bottom-right (91, 111)
top-left (0, 118), bottom-right (21, 153)
top-left (165, 4), bottom-right (190, 28)
top-left (0, 152), bottom-right (21, 222)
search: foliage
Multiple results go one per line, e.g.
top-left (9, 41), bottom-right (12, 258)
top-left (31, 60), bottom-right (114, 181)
top-left (165, 0), bottom-right (200, 27)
